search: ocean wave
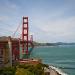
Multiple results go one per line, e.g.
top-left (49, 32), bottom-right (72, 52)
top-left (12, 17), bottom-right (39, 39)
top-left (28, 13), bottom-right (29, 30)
top-left (55, 60), bottom-right (75, 64)
top-left (49, 65), bottom-right (68, 75)
top-left (59, 67), bottom-right (75, 69)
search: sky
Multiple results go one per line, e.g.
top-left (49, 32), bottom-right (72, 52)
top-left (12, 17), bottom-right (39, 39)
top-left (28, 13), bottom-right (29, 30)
top-left (0, 0), bottom-right (75, 43)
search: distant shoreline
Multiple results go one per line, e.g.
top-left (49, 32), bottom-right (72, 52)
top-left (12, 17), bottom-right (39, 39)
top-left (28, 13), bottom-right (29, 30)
top-left (33, 42), bottom-right (75, 47)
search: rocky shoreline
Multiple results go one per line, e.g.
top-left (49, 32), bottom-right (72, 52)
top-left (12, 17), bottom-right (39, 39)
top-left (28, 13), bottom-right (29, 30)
top-left (45, 65), bottom-right (68, 75)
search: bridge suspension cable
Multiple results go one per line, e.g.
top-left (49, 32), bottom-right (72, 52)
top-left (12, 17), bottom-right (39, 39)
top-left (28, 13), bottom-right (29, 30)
top-left (12, 21), bottom-right (22, 38)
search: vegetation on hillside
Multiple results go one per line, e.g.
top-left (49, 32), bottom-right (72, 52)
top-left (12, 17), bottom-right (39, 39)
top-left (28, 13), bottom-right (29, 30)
top-left (0, 63), bottom-right (49, 75)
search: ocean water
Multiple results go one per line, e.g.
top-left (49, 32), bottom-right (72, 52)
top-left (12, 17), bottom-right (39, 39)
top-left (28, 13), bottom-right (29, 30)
top-left (30, 45), bottom-right (75, 75)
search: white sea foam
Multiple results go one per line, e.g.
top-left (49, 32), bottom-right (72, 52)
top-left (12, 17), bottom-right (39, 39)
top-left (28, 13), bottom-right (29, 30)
top-left (49, 65), bottom-right (68, 75)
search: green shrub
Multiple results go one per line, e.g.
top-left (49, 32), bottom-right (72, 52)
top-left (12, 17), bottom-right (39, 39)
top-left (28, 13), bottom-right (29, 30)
top-left (0, 63), bottom-right (48, 75)
top-left (0, 66), bottom-right (16, 75)
top-left (16, 68), bottom-right (34, 75)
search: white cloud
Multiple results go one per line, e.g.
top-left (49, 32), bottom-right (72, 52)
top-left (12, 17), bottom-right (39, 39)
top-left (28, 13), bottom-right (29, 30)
top-left (0, 16), bottom-right (9, 21)
top-left (32, 16), bottom-right (75, 42)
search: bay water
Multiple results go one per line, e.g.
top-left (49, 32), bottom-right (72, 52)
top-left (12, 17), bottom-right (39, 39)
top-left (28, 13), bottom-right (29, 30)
top-left (30, 45), bottom-right (75, 75)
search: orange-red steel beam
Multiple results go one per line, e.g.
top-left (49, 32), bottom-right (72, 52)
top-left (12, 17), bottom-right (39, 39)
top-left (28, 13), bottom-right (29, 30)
top-left (22, 17), bottom-right (28, 54)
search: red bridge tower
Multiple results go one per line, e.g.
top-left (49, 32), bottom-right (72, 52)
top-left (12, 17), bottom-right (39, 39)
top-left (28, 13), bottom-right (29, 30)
top-left (22, 17), bottom-right (28, 54)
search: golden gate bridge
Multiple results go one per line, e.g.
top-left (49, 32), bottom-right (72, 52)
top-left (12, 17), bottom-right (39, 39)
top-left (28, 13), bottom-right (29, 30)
top-left (0, 17), bottom-right (34, 65)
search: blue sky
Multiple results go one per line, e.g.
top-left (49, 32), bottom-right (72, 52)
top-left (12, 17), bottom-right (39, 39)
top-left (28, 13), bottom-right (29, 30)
top-left (0, 0), bottom-right (75, 43)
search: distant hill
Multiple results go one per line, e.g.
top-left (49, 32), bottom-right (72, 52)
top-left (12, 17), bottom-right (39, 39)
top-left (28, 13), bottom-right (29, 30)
top-left (55, 42), bottom-right (75, 45)
top-left (33, 42), bottom-right (75, 46)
